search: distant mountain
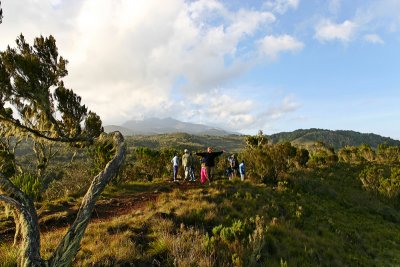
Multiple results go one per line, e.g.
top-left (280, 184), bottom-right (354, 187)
top-left (105, 120), bottom-right (400, 150)
top-left (268, 128), bottom-right (400, 150)
top-left (104, 117), bottom-right (236, 136)
top-left (103, 125), bottom-right (135, 136)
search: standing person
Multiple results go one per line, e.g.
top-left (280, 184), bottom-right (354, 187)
top-left (228, 154), bottom-right (239, 180)
top-left (189, 152), bottom-right (196, 181)
top-left (171, 153), bottom-right (179, 182)
top-left (182, 149), bottom-right (194, 181)
top-left (239, 160), bottom-right (245, 181)
top-left (195, 147), bottom-right (224, 184)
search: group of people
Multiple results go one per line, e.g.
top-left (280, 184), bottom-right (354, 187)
top-left (227, 154), bottom-right (245, 181)
top-left (171, 147), bottom-right (245, 184)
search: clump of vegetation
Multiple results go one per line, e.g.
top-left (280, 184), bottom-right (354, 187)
top-left (359, 165), bottom-right (400, 199)
top-left (11, 173), bottom-right (42, 201)
top-left (240, 131), bottom-right (308, 184)
top-left (208, 215), bottom-right (267, 266)
top-left (338, 144), bottom-right (375, 164)
top-left (307, 141), bottom-right (338, 167)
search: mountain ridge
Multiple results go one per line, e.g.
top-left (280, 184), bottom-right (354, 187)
top-left (268, 128), bottom-right (400, 150)
top-left (104, 118), bottom-right (400, 150)
top-left (104, 117), bottom-right (236, 136)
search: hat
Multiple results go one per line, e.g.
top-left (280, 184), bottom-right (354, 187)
top-left (184, 149), bottom-right (188, 153)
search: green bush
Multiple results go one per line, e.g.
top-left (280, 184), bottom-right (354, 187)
top-left (308, 142), bottom-right (338, 167)
top-left (359, 165), bottom-right (384, 195)
top-left (129, 147), bottom-right (176, 181)
top-left (380, 167), bottom-right (400, 199)
top-left (209, 216), bottom-right (268, 266)
top-left (89, 135), bottom-right (115, 175)
top-left (338, 144), bottom-right (375, 164)
top-left (377, 144), bottom-right (400, 163)
top-left (11, 173), bottom-right (42, 201)
top-left (0, 148), bottom-right (16, 177)
top-left (359, 165), bottom-right (400, 199)
top-left (295, 148), bottom-right (309, 167)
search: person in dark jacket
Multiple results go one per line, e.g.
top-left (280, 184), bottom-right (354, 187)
top-left (195, 147), bottom-right (224, 184)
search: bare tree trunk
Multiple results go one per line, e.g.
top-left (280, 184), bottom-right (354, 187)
top-left (0, 190), bottom-right (43, 266)
top-left (13, 210), bottom-right (21, 246)
top-left (47, 132), bottom-right (125, 266)
top-left (0, 132), bottom-right (126, 267)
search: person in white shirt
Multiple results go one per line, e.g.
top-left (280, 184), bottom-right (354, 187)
top-left (239, 161), bottom-right (245, 181)
top-left (171, 154), bottom-right (179, 182)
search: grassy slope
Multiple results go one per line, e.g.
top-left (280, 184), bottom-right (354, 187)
top-left (1, 164), bottom-right (400, 266)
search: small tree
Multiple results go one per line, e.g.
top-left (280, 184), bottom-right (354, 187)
top-left (242, 134), bottom-right (298, 183)
top-left (0, 34), bottom-right (126, 266)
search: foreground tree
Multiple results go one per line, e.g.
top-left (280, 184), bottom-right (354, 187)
top-left (0, 34), bottom-right (126, 266)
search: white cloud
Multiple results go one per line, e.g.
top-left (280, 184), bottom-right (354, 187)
top-left (263, 0), bottom-right (300, 14)
top-left (364, 34), bottom-right (384, 44)
top-left (313, 1), bottom-right (400, 45)
top-left (258, 35), bottom-right (304, 60)
top-left (0, 0), bottom-right (299, 132)
top-left (184, 90), bottom-right (302, 132)
top-left (353, 0), bottom-right (400, 33)
top-left (26, 0), bottom-right (275, 124)
top-left (188, 90), bottom-right (256, 130)
top-left (314, 19), bottom-right (358, 42)
top-left (262, 95), bottom-right (301, 120)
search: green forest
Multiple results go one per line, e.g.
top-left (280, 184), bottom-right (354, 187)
top-left (1, 30), bottom-right (400, 267)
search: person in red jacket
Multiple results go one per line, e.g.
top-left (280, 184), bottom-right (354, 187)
top-left (195, 147), bottom-right (224, 184)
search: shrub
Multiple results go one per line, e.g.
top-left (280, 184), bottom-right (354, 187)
top-left (359, 165), bottom-right (384, 195)
top-left (338, 144), bottom-right (375, 164)
top-left (11, 173), bottom-right (42, 201)
top-left (0, 148), bottom-right (15, 177)
top-left (209, 216), bottom-right (268, 266)
top-left (377, 144), bottom-right (400, 164)
top-left (380, 167), bottom-right (400, 199)
top-left (308, 142), bottom-right (338, 167)
top-left (88, 135), bottom-right (115, 175)
top-left (359, 165), bottom-right (400, 199)
top-left (295, 148), bottom-right (309, 168)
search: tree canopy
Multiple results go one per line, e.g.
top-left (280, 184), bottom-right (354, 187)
top-left (0, 34), bottom-right (103, 144)
top-left (0, 34), bottom-right (125, 267)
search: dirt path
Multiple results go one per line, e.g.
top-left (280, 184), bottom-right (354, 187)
top-left (0, 180), bottom-right (203, 242)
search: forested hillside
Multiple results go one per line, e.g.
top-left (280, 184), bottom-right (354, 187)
top-left (124, 129), bottom-right (399, 153)
top-left (125, 133), bottom-right (246, 152)
top-left (268, 129), bottom-right (400, 150)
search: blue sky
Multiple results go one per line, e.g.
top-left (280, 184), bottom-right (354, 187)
top-left (0, 0), bottom-right (399, 139)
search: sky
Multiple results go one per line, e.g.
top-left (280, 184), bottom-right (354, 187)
top-left (0, 0), bottom-right (399, 139)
